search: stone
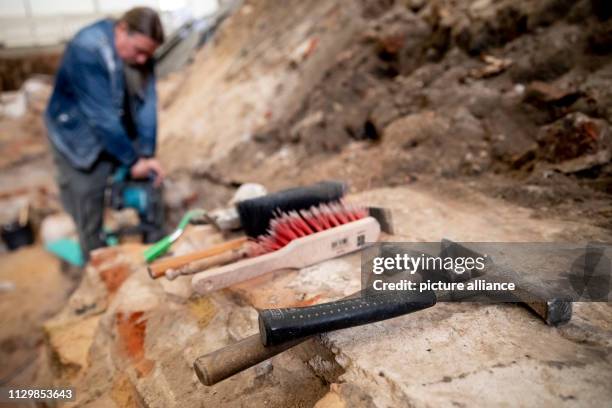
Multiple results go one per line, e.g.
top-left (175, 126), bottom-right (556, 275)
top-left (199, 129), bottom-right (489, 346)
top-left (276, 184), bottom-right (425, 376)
top-left (39, 212), bottom-right (76, 245)
top-left (45, 314), bottom-right (101, 379)
top-left (383, 111), bottom-right (449, 149)
top-left (536, 112), bottom-right (610, 163)
top-left (229, 183), bottom-right (268, 204)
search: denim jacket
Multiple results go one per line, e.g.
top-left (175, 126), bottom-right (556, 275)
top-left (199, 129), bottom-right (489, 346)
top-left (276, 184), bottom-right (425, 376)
top-left (45, 19), bottom-right (157, 169)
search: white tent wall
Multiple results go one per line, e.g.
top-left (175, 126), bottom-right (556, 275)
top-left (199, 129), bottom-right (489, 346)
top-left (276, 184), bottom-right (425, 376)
top-left (0, 0), bottom-right (220, 48)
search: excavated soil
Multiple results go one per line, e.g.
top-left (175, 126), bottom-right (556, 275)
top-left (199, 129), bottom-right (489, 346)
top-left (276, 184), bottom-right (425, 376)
top-left (192, 0), bottom-right (612, 230)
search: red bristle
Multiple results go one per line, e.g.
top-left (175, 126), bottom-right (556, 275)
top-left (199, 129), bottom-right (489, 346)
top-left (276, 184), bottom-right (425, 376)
top-left (344, 202), bottom-right (368, 220)
top-left (285, 212), bottom-right (309, 237)
top-left (311, 206), bottom-right (332, 229)
top-left (332, 203), bottom-right (350, 224)
top-left (322, 204), bottom-right (342, 227)
top-left (288, 211), bottom-right (314, 235)
top-left (260, 235), bottom-right (282, 251)
top-left (286, 213), bottom-right (307, 236)
top-left (272, 222), bottom-right (295, 245)
top-left (343, 203), bottom-right (358, 222)
top-left (247, 239), bottom-right (268, 257)
top-left (300, 209), bottom-right (325, 232)
top-left (342, 203), bottom-right (363, 222)
top-left (250, 200), bottom-right (368, 256)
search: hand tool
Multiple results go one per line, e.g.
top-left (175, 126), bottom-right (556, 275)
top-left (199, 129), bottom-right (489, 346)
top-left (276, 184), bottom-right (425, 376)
top-left (259, 289), bottom-right (436, 346)
top-left (201, 180), bottom-right (347, 234)
top-left (195, 291), bottom-right (436, 386)
top-left (193, 241), bottom-right (572, 385)
top-left (146, 180), bottom-right (347, 276)
top-left (143, 209), bottom-right (205, 263)
top-left (106, 167), bottom-right (165, 248)
top-left (194, 290), bottom-right (435, 385)
top-left (439, 239), bottom-right (573, 326)
top-left (235, 180), bottom-right (347, 238)
top-left (194, 245), bottom-right (451, 385)
top-left (165, 247), bottom-right (248, 280)
top-left (258, 244), bottom-right (469, 346)
top-left (147, 237), bottom-right (247, 278)
top-left (191, 202), bottom-right (382, 294)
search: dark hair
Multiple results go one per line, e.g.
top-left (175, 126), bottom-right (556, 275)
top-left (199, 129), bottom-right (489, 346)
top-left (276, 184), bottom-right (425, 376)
top-left (119, 7), bottom-right (164, 44)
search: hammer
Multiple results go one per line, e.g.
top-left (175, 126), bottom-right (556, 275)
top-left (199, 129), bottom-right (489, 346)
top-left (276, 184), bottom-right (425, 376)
top-left (194, 240), bottom-right (572, 385)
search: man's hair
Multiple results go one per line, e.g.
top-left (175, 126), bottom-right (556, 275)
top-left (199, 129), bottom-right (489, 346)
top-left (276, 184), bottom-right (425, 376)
top-left (119, 7), bottom-right (165, 44)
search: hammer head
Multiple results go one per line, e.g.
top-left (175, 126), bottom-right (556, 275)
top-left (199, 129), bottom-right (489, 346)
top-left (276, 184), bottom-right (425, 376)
top-left (439, 239), bottom-right (573, 326)
top-left (368, 207), bottom-right (394, 235)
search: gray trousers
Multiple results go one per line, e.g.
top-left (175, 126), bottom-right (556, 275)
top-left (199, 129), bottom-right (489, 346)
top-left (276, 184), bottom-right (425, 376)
top-left (51, 144), bottom-right (115, 262)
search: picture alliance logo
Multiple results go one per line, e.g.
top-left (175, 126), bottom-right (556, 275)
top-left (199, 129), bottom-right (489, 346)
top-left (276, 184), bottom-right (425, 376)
top-left (366, 243), bottom-right (612, 302)
top-left (567, 244), bottom-right (611, 301)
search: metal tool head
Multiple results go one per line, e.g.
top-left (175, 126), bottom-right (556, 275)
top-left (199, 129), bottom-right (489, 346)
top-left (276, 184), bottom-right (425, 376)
top-left (527, 299), bottom-right (573, 326)
top-left (439, 239), bottom-right (573, 326)
top-left (368, 206), bottom-right (394, 235)
top-left (440, 239), bottom-right (490, 280)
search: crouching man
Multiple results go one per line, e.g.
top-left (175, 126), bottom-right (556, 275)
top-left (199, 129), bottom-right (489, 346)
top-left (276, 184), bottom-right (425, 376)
top-left (45, 7), bottom-right (166, 262)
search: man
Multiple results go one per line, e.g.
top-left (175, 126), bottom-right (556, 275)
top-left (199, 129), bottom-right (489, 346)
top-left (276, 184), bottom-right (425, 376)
top-left (45, 7), bottom-right (165, 261)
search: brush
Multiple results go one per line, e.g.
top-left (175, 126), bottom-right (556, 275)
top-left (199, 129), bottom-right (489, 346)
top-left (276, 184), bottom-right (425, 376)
top-left (235, 181), bottom-right (347, 238)
top-left (191, 201), bottom-right (381, 294)
top-left (147, 180), bottom-right (347, 277)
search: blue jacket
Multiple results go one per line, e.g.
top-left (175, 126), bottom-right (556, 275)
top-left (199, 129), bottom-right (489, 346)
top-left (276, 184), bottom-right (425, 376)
top-left (45, 19), bottom-right (157, 169)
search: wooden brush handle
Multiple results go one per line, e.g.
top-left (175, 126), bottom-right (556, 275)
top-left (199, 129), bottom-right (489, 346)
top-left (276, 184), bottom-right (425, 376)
top-left (191, 248), bottom-right (291, 293)
top-left (148, 237), bottom-right (247, 279)
top-left (192, 217), bottom-right (381, 294)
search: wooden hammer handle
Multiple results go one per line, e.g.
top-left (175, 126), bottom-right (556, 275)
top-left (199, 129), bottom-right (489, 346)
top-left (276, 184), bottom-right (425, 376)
top-left (148, 237), bottom-right (248, 279)
top-left (193, 290), bottom-right (369, 386)
top-left (193, 334), bottom-right (306, 386)
top-left (167, 249), bottom-right (247, 279)
top-left (193, 290), bottom-right (435, 385)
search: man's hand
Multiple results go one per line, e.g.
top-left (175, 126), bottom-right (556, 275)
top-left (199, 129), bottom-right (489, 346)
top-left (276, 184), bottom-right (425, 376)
top-left (130, 158), bottom-right (165, 187)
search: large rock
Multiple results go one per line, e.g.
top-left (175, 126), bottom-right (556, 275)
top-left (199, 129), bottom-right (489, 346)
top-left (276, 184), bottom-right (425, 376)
top-left (41, 185), bottom-right (612, 406)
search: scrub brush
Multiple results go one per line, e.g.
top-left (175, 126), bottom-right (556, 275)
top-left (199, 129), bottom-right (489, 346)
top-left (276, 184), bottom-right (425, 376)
top-left (147, 180), bottom-right (348, 275)
top-left (192, 201), bottom-right (381, 294)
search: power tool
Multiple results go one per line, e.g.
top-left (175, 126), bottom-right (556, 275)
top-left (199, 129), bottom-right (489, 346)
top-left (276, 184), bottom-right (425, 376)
top-left (104, 167), bottom-right (165, 244)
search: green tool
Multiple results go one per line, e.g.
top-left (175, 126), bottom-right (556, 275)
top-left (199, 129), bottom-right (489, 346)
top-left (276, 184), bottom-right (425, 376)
top-left (143, 209), bottom-right (205, 263)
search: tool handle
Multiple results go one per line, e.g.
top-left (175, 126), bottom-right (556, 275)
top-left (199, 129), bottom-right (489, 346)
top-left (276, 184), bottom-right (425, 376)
top-left (192, 248), bottom-right (290, 293)
top-left (193, 334), bottom-right (306, 386)
top-left (258, 290), bottom-right (437, 346)
top-left (143, 235), bottom-right (174, 265)
top-left (193, 291), bottom-right (436, 385)
top-left (148, 237), bottom-right (247, 279)
top-left (166, 248), bottom-right (247, 279)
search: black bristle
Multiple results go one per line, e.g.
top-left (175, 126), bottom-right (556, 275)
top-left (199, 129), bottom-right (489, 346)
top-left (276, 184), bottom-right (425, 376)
top-left (236, 181), bottom-right (347, 238)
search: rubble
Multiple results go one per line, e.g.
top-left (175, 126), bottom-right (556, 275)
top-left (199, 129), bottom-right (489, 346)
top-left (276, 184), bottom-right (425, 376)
top-left (467, 54), bottom-right (513, 79)
top-left (536, 112), bottom-right (610, 164)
